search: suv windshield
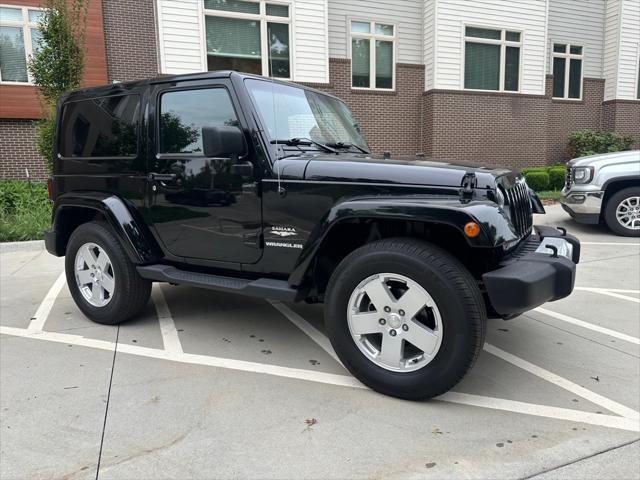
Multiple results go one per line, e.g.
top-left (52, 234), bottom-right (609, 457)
top-left (245, 79), bottom-right (370, 153)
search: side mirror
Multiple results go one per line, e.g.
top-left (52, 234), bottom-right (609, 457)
top-left (202, 126), bottom-right (247, 158)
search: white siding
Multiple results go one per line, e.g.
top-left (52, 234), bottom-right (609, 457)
top-left (424, 0), bottom-right (436, 89)
top-left (602, 0), bottom-right (620, 100)
top-left (547, 0), bottom-right (605, 78)
top-left (293, 0), bottom-right (329, 82)
top-left (616, 0), bottom-right (640, 99)
top-left (156, 0), bottom-right (206, 74)
top-left (432, 0), bottom-right (548, 94)
top-left (328, 0), bottom-right (423, 64)
top-left (155, 0), bottom-right (329, 82)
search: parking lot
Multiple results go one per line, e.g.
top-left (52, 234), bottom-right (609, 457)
top-left (1, 204), bottom-right (639, 480)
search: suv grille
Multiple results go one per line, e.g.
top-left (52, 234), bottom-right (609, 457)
top-left (505, 180), bottom-right (533, 237)
top-left (565, 166), bottom-right (573, 189)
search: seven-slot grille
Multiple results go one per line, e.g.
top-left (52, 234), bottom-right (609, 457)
top-left (505, 180), bottom-right (533, 237)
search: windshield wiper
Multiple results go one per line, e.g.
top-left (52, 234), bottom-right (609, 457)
top-left (326, 141), bottom-right (369, 154)
top-left (270, 137), bottom-right (337, 154)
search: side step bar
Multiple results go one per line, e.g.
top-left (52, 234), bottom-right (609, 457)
top-left (137, 264), bottom-right (302, 302)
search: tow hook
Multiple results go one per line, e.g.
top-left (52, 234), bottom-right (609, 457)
top-left (556, 227), bottom-right (567, 236)
top-left (545, 244), bottom-right (559, 258)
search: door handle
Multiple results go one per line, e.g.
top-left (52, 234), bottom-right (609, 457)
top-left (148, 173), bottom-right (177, 182)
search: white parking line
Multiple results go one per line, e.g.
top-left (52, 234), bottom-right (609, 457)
top-left (269, 301), bottom-right (343, 365)
top-left (534, 307), bottom-right (640, 345)
top-left (27, 271), bottom-right (66, 332)
top-left (484, 343), bottom-right (640, 420)
top-left (152, 284), bottom-right (183, 354)
top-left (270, 303), bottom-right (640, 422)
top-left (574, 288), bottom-right (640, 304)
top-left (2, 324), bottom-right (638, 432)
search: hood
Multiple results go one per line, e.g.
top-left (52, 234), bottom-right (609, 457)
top-left (568, 150), bottom-right (640, 169)
top-left (277, 152), bottom-right (514, 189)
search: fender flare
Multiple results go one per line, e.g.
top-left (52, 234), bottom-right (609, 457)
top-left (51, 192), bottom-right (160, 264)
top-left (287, 196), bottom-right (519, 286)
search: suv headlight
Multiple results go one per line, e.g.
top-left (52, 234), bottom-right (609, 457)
top-left (572, 166), bottom-right (594, 184)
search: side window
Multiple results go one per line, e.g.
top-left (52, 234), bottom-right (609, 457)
top-left (59, 94), bottom-right (140, 157)
top-left (159, 88), bottom-right (240, 154)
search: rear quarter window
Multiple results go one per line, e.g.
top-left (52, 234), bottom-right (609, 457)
top-left (58, 94), bottom-right (141, 158)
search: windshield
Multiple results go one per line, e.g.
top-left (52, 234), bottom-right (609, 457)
top-left (245, 79), bottom-right (370, 153)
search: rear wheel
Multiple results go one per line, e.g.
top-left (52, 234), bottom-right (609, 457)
top-left (65, 222), bottom-right (152, 325)
top-left (325, 238), bottom-right (486, 400)
top-left (604, 187), bottom-right (640, 237)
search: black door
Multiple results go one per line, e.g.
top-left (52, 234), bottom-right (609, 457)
top-left (148, 82), bottom-right (262, 264)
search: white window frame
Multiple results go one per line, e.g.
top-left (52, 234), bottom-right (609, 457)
top-left (201, 0), bottom-right (293, 80)
top-left (0, 4), bottom-right (43, 85)
top-left (551, 42), bottom-right (584, 101)
top-left (348, 19), bottom-right (396, 91)
top-left (462, 24), bottom-right (523, 93)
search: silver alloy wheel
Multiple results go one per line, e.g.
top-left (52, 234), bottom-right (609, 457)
top-left (74, 242), bottom-right (116, 307)
top-left (616, 196), bottom-right (640, 231)
top-left (347, 273), bottom-right (443, 372)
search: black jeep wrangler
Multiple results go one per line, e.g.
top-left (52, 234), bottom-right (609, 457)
top-left (45, 71), bottom-right (580, 399)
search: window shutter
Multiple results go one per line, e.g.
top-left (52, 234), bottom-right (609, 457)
top-left (464, 42), bottom-right (500, 90)
top-left (205, 16), bottom-right (261, 59)
top-left (0, 26), bottom-right (28, 82)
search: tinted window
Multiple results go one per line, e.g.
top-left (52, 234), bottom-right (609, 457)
top-left (159, 88), bottom-right (239, 154)
top-left (59, 94), bottom-right (140, 157)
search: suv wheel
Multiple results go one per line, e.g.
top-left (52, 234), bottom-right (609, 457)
top-left (325, 238), bottom-right (486, 400)
top-left (65, 222), bottom-right (152, 325)
top-left (604, 187), bottom-right (640, 237)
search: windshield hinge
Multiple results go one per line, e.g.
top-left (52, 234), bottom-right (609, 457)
top-left (460, 172), bottom-right (477, 201)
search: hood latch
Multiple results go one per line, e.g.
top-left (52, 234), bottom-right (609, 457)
top-left (459, 172), bottom-right (477, 202)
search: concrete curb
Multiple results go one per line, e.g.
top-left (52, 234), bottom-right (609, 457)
top-left (0, 240), bottom-right (45, 254)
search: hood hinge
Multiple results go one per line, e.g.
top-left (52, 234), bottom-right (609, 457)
top-left (459, 172), bottom-right (477, 202)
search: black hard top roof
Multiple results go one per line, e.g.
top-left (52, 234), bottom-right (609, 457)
top-left (61, 70), bottom-right (336, 102)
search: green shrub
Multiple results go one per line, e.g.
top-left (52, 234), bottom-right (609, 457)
top-left (0, 181), bottom-right (52, 242)
top-left (568, 129), bottom-right (634, 159)
top-left (521, 167), bottom-right (547, 175)
top-left (548, 166), bottom-right (566, 191)
top-left (524, 171), bottom-right (550, 192)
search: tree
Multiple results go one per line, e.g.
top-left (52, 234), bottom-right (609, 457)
top-left (28, 0), bottom-right (88, 170)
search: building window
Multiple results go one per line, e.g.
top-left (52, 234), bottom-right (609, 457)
top-left (464, 26), bottom-right (521, 92)
top-left (0, 6), bottom-right (43, 83)
top-left (350, 20), bottom-right (395, 90)
top-left (552, 44), bottom-right (583, 99)
top-left (203, 0), bottom-right (291, 79)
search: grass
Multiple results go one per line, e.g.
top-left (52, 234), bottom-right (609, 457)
top-left (535, 190), bottom-right (562, 203)
top-left (0, 181), bottom-right (52, 242)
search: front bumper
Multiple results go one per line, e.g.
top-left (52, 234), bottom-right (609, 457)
top-left (483, 226), bottom-right (580, 316)
top-left (559, 188), bottom-right (603, 224)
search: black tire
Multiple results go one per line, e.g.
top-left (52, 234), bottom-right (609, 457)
top-left (65, 222), bottom-right (152, 325)
top-left (325, 238), bottom-right (486, 400)
top-left (604, 187), bottom-right (640, 237)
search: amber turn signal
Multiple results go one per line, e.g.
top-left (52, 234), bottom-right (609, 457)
top-left (464, 222), bottom-right (481, 238)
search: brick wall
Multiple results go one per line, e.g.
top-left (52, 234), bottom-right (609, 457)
top-left (0, 120), bottom-right (48, 180)
top-left (102, 0), bottom-right (159, 82)
top-left (547, 77), bottom-right (605, 163)
top-left (422, 89), bottom-right (550, 169)
top-left (305, 59), bottom-right (425, 155)
top-left (602, 100), bottom-right (640, 146)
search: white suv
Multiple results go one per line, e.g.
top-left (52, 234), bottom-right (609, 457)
top-left (560, 150), bottom-right (640, 236)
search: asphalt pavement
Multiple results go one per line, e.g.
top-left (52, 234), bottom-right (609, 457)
top-left (1, 204), bottom-right (639, 480)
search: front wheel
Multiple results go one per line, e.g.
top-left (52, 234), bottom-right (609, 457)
top-left (324, 238), bottom-right (486, 400)
top-left (604, 187), bottom-right (640, 237)
top-left (65, 222), bottom-right (152, 325)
